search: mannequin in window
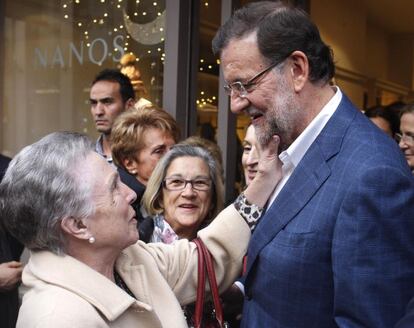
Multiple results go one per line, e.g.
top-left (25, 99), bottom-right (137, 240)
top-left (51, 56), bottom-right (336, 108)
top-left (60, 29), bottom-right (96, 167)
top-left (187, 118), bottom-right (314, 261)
top-left (119, 53), bottom-right (152, 110)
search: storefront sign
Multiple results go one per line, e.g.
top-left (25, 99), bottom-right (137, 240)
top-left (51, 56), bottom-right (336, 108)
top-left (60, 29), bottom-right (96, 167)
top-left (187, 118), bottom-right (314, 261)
top-left (34, 35), bottom-right (125, 68)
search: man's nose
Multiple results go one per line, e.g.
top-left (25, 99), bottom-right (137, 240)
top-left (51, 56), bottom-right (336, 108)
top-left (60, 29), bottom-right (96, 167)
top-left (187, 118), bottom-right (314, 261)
top-left (181, 182), bottom-right (196, 196)
top-left (93, 102), bottom-right (105, 115)
top-left (399, 139), bottom-right (408, 149)
top-left (246, 147), bottom-right (259, 166)
top-left (230, 96), bottom-right (250, 114)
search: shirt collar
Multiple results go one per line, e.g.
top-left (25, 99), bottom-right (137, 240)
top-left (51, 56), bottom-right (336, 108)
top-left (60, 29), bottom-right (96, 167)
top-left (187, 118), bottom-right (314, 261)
top-left (95, 134), bottom-right (105, 156)
top-left (280, 87), bottom-right (342, 168)
top-left (95, 134), bottom-right (114, 164)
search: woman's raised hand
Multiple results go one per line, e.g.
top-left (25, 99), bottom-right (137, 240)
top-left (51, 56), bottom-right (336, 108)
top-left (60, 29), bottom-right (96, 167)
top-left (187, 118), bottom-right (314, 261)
top-left (244, 135), bottom-right (282, 208)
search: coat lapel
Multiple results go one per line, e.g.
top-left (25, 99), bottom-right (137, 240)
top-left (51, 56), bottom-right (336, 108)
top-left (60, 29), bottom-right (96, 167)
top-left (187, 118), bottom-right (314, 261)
top-left (116, 254), bottom-right (154, 309)
top-left (244, 94), bottom-right (357, 278)
top-left (28, 250), bottom-right (139, 321)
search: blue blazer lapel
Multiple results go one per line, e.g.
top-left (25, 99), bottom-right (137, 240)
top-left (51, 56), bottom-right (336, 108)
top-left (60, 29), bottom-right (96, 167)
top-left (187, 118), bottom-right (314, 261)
top-left (244, 144), bottom-right (331, 277)
top-left (244, 94), bottom-right (357, 279)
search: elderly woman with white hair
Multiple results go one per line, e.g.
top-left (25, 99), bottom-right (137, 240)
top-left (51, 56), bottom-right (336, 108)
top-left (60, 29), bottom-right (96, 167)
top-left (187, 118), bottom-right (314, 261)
top-left (0, 132), bottom-right (281, 328)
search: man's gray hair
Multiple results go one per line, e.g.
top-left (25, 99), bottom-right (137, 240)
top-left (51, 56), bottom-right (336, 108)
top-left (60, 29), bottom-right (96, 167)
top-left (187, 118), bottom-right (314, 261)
top-left (0, 132), bottom-right (95, 254)
top-left (401, 103), bottom-right (414, 117)
top-left (212, 1), bottom-right (335, 84)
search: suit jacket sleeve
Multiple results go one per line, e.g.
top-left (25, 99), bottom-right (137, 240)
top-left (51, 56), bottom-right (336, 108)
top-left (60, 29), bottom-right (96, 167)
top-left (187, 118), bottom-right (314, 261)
top-left (332, 158), bottom-right (414, 327)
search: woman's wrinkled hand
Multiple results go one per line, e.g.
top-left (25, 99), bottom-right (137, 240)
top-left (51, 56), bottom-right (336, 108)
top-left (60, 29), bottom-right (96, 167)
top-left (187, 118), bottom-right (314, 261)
top-left (244, 135), bottom-right (283, 208)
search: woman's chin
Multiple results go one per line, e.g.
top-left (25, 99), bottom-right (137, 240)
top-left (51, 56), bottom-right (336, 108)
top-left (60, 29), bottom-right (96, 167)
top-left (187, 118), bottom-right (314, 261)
top-left (126, 230), bottom-right (139, 247)
top-left (170, 217), bottom-right (203, 236)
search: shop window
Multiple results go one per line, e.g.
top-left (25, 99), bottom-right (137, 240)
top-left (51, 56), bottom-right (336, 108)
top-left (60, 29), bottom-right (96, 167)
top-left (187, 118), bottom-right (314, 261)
top-left (196, 0), bottom-right (221, 142)
top-left (1, 0), bottom-right (165, 155)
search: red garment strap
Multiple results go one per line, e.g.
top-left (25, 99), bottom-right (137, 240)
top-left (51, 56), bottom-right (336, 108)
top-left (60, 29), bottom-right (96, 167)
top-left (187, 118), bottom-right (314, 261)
top-left (192, 238), bottom-right (224, 328)
top-left (198, 238), bottom-right (224, 326)
top-left (193, 238), bottom-right (206, 328)
top-left (242, 255), bottom-right (248, 276)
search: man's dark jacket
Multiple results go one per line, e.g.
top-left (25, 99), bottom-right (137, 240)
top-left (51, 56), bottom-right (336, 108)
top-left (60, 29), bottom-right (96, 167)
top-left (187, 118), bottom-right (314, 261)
top-left (0, 154), bottom-right (24, 328)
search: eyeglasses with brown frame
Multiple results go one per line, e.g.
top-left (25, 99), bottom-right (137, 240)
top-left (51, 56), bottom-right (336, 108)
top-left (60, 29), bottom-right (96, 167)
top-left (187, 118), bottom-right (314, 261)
top-left (163, 177), bottom-right (212, 191)
top-left (223, 55), bottom-right (289, 98)
top-left (395, 133), bottom-right (414, 145)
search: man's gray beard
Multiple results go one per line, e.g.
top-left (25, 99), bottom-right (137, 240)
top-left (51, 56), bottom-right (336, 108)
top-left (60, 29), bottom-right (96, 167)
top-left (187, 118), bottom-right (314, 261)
top-left (256, 117), bottom-right (289, 153)
top-left (256, 119), bottom-right (275, 144)
top-left (256, 93), bottom-right (300, 153)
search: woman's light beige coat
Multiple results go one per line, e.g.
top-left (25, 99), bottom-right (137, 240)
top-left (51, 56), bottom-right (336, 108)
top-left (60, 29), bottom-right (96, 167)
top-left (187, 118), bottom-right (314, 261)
top-left (17, 205), bottom-right (250, 328)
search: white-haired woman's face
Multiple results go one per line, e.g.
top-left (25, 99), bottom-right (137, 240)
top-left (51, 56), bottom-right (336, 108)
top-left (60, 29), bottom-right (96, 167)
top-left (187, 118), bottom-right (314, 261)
top-left (85, 153), bottom-right (138, 250)
top-left (161, 156), bottom-right (212, 240)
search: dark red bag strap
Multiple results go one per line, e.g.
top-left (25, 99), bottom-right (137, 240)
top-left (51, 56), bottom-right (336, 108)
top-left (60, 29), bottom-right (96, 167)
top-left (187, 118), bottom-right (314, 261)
top-left (193, 238), bottom-right (206, 328)
top-left (199, 238), bottom-right (225, 326)
top-left (193, 238), bottom-right (225, 327)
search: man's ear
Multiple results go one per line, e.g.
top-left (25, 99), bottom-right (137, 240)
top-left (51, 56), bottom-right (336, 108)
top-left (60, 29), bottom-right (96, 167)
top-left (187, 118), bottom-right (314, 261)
top-left (123, 158), bottom-right (138, 176)
top-left (61, 217), bottom-right (90, 241)
top-left (125, 98), bottom-right (136, 110)
top-left (289, 50), bottom-right (309, 93)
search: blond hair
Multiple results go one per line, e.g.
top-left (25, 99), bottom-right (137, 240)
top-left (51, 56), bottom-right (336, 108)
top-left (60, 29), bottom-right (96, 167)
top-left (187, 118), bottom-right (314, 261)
top-left (111, 107), bottom-right (180, 168)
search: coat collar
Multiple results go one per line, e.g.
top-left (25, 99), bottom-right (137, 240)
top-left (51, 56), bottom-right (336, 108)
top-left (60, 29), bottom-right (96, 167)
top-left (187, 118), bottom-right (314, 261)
top-left (25, 250), bottom-right (152, 321)
top-left (244, 94), bottom-right (357, 279)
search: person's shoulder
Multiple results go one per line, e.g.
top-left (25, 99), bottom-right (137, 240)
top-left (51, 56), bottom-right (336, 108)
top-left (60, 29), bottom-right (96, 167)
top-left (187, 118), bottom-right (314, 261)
top-left (345, 111), bottom-right (402, 158)
top-left (322, 109), bottom-right (412, 180)
top-left (124, 238), bottom-right (195, 274)
top-left (0, 154), bottom-right (11, 179)
top-left (0, 153), bottom-right (11, 164)
top-left (18, 284), bottom-right (106, 327)
top-left (122, 241), bottom-right (159, 264)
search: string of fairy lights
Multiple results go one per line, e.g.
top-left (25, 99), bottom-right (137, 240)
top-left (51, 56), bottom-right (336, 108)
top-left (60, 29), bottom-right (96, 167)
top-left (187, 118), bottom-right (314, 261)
top-left (197, 58), bottom-right (221, 109)
top-left (61, 0), bottom-right (219, 108)
top-left (61, 0), bottom-right (165, 56)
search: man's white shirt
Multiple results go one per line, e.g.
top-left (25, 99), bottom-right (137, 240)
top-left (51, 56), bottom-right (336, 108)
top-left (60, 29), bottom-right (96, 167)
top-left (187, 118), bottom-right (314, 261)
top-left (267, 87), bottom-right (343, 208)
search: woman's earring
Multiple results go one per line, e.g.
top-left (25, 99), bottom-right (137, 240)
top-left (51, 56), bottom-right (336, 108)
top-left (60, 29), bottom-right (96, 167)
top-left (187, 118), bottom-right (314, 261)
top-left (88, 236), bottom-right (95, 244)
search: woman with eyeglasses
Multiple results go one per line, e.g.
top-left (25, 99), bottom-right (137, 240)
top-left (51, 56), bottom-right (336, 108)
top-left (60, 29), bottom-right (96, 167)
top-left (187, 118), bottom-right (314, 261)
top-left (142, 144), bottom-right (228, 326)
top-left (142, 144), bottom-right (224, 243)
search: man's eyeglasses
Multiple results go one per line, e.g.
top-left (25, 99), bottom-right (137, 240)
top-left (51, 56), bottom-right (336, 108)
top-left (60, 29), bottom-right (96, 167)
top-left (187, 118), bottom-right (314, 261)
top-left (395, 133), bottom-right (414, 144)
top-left (163, 177), bottom-right (211, 191)
top-left (223, 59), bottom-right (284, 98)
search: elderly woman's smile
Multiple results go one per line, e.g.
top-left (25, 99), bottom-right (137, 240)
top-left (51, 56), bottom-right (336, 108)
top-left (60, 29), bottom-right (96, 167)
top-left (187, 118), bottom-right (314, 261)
top-left (178, 203), bottom-right (198, 210)
top-left (162, 156), bottom-right (212, 239)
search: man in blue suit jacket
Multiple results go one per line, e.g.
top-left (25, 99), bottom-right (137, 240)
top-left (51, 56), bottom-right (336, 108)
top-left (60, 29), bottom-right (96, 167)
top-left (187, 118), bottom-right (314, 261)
top-left (213, 2), bottom-right (414, 327)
